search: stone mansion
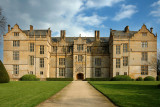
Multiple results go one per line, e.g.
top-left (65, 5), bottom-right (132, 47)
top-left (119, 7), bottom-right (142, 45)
top-left (3, 24), bottom-right (157, 80)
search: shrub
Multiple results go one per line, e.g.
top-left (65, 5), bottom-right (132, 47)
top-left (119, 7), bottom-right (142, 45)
top-left (46, 78), bottom-right (73, 81)
top-left (136, 77), bottom-right (143, 81)
top-left (85, 78), bottom-right (110, 81)
top-left (20, 74), bottom-right (40, 81)
top-left (111, 75), bottom-right (132, 81)
top-left (144, 76), bottom-right (155, 81)
top-left (156, 76), bottom-right (160, 81)
top-left (0, 60), bottom-right (10, 83)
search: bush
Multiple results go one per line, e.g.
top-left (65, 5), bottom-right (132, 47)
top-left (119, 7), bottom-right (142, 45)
top-left (0, 60), bottom-right (10, 83)
top-left (20, 74), bottom-right (40, 81)
top-left (111, 75), bottom-right (132, 81)
top-left (156, 76), bottom-right (160, 81)
top-left (85, 78), bottom-right (111, 81)
top-left (144, 76), bottom-right (155, 81)
top-left (136, 77), bottom-right (143, 81)
top-left (46, 78), bottom-right (73, 81)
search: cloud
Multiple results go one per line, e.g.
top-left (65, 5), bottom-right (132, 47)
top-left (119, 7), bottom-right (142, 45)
top-left (85, 0), bottom-right (124, 8)
top-left (76, 14), bottom-right (107, 26)
top-left (150, 0), bottom-right (160, 17)
top-left (0, 0), bottom-right (108, 37)
top-left (113, 4), bottom-right (137, 21)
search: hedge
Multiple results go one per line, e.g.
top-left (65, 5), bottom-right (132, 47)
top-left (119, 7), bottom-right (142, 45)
top-left (111, 75), bottom-right (132, 81)
top-left (0, 60), bottom-right (10, 83)
top-left (46, 78), bottom-right (73, 81)
top-left (136, 77), bottom-right (143, 81)
top-left (20, 74), bottom-right (40, 81)
top-left (144, 76), bottom-right (155, 81)
top-left (85, 78), bottom-right (110, 81)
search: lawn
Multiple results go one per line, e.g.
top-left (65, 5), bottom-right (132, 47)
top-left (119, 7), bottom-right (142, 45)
top-left (89, 81), bottom-right (160, 107)
top-left (0, 81), bottom-right (70, 107)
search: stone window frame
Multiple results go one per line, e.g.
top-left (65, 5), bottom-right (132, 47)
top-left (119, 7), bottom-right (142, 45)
top-left (30, 56), bottom-right (34, 65)
top-left (77, 44), bottom-right (83, 51)
top-left (87, 46), bottom-right (91, 53)
top-left (59, 68), bottom-right (65, 76)
top-left (59, 58), bottom-right (65, 65)
top-left (123, 57), bottom-right (128, 66)
top-left (141, 65), bottom-right (148, 75)
top-left (13, 40), bottom-right (20, 47)
top-left (116, 58), bottom-right (120, 68)
top-left (78, 55), bottom-right (83, 62)
top-left (14, 32), bottom-right (19, 36)
top-left (13, 65), bottom-right (19, 74)
top-left (40, 45), bottom-right (44, 54)
top-left (142, 32), bottom-right (147, 36)
top-left (142, 41), bottom-right (148, 48)
top-left (40, 58), bottom-right (44, 68)
top-left (30, 43), bottom-right (34, 52)
top-left (116, 45), bottom-right (120, 54)
top-left (142, 52), bottom-right (148, 61)
top-left (13, 51), bottom-right (19, 60)
top-left (95, 68), bottom-right (101, 77)
top-left (95, 58), bottom-right (101, 66)
top-left (123, 43), bottom-right (128, 53)
top-left (40, 71), bottom-right (43, 75)
top-left (116, 72), bottom-right (119, 76)
top-left (29, 71), bottom-right (33, 74)
top-left (124, 72), bottom-right (127, 75)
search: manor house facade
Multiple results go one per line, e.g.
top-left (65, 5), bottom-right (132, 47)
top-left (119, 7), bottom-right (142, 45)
top-left (3, 24), bottom-right (157, 80)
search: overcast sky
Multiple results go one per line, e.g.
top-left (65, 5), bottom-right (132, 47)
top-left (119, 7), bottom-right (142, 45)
top-left (0, 0), bottom-right (160, 61)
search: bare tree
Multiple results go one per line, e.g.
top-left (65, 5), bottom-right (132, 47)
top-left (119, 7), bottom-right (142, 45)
top-left (0, 7), bottom-right (6, 43)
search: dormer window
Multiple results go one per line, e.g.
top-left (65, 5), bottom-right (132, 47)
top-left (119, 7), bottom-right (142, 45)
top-left (142, 32), bottom-right (147, 36)
top-left (14, 32), bottom-right (19, 36)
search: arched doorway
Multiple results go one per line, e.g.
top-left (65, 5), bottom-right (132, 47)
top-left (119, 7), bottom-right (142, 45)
top-left (76, 73), bottom-right (84, 80)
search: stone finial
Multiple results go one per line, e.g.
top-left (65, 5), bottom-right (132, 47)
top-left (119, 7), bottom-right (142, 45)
top-left (8, 25), bottom-right (10, 32)
top-left (30, 25), bottom-right (33, 31)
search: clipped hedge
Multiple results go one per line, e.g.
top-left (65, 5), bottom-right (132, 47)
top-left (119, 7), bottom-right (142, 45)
top-left (20, 74), bottom-right (40, 81)
top-left (46, 78), bottom-right (73, 81)
top-left (144, 76), bottom-right (155, 81)
top-left (0, 60), bottom-right (10, 83)
top-left (111, 75), bottom-right (132, 81)
top-left (85, 78), bottom-right (110, 81)
top-left (136, 77), bottom-right (143, 81)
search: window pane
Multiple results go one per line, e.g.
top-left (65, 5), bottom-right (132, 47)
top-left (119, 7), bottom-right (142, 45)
top-left (123, 44), bottom-right (128, 53)
top-left (95, 68), bottom-right (101, 77)
top-left (116, 59), bottom-right (120, 68)
top-left (116, 45), bottom-right (120, 54)
top-left (40, 58), bottom-right (44, 68)
top-left (40, 45), bottom-right (44, 54)
top-left (30, 43), bottom-right (34, 52)
top-left (95, 58), bottom-right (101, 66)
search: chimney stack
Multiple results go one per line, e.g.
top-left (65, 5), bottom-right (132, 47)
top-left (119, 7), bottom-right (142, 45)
top-left (8, 25), bottom-right (10, 32)
top-left (95, 30), bottom-right (100, 41)
top-left (150, 27), bottom-right (153, 33)
top-left (124, 26), bottom-right (129, 33)
top-left (60, 30), bottom-right (66, 40)
top-left (30, 25), bottom-right (33, 31)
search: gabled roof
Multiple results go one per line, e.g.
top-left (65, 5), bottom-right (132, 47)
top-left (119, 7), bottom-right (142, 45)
top-left (52, 37), bottom-right (109, 43)
top-left (22, 30), bottom-right (48, 36)
top-left (111, 30), bottom-right (138, 37)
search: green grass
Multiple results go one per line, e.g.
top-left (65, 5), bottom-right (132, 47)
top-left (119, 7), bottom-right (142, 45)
top-left (89, 81), bottom-right (160, 107)
top-left (0, 81), bottom-right (70, 107)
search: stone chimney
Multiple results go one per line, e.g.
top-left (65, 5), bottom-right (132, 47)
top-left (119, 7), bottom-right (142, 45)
top-left (124, 26), bottom-right (129, 33)
top-left (60, 30), bottom-right (66, 40)
top-left (30, 25), bottom-right (33, 31)
top-left (8, 25), bottom-right (10, 32)
top-left (95, 30), bottom-right (100, 41)
top-left (150, 27), bottom-right (153, 33)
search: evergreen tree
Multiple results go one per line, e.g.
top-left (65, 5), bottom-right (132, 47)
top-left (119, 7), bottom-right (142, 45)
top-left (0, 60), bottom-right (10, 83)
